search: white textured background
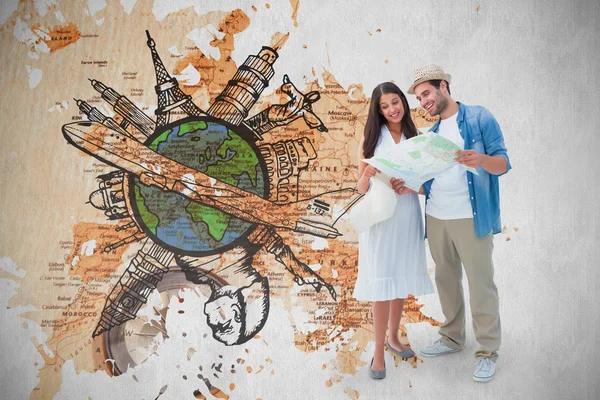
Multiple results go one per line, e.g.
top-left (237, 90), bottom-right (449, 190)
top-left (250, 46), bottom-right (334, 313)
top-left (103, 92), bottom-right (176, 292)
top-left (1, 0), bottom-right (599, 399)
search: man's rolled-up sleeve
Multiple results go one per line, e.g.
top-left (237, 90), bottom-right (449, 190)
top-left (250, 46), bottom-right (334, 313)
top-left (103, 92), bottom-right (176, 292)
top-left (479, 108), bottom-right (511, 176)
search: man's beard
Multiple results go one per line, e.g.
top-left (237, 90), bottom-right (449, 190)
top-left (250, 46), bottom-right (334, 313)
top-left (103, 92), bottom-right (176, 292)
top-left (431, 91), bottom-right (448, 116)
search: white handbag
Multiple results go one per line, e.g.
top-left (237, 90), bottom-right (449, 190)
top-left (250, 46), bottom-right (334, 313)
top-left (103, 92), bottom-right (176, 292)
top-left (349, 174), bottom-right (397, 233)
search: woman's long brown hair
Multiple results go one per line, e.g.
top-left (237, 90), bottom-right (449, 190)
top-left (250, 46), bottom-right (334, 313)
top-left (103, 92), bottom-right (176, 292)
top-left (362, 82), bottom-right (419, 159)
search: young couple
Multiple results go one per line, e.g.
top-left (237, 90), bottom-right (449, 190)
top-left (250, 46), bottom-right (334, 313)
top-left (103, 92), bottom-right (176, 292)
top-left (353, 65), bottom-right (511, 382)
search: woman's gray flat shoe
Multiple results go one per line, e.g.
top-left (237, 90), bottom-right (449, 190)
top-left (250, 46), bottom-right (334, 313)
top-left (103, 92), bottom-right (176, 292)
top-left (387, 341), bottom-right (416, 358)
top-left (369, 358), bottom-right (386, 379)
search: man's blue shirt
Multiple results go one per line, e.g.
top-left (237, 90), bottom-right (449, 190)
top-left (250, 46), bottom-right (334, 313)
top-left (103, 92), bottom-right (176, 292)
top-left (422, 102), bottom-right (511, 237)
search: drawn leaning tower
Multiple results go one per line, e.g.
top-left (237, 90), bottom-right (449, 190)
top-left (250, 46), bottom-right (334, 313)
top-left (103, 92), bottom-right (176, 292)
top-left (208, 47), bottom-right (279, 126)
top-left (146, 30), bottom-right (204, 127)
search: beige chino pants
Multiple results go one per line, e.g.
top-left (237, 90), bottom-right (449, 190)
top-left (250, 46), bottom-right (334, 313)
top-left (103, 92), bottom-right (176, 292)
top-left (426, 215), bottom-right (501, 361)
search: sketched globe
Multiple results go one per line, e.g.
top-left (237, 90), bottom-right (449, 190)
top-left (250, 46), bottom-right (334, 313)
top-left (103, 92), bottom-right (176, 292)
top-left (129, 116), bottom-right (269, 255)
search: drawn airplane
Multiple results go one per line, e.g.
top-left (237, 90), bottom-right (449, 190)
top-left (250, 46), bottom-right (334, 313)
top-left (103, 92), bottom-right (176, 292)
top-left (63, 120), bottom-right (361, 302)
top-left (63, 121), bottom-right (358, 238)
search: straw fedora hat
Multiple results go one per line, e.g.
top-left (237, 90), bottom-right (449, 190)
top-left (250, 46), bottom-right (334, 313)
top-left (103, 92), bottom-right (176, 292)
top-left (407, 64), bottom-right (452, 94)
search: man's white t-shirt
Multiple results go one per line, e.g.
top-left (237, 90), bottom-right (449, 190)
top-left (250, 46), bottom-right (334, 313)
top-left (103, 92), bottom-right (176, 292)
top-left (425, 112), bottom-right (474, 220)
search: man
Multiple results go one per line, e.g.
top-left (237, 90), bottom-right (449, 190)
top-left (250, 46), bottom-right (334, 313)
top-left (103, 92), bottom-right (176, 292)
top-left (407, 64), bottom-right (511, 382)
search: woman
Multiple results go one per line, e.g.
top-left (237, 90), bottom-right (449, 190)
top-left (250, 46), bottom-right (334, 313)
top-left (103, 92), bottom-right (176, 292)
top-left (353, 82), bottom-right (434, 379)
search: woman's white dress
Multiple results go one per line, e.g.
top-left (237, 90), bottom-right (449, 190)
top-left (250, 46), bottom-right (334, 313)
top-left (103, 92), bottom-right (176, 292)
top-left (353, 126), bottom-right (434, 301)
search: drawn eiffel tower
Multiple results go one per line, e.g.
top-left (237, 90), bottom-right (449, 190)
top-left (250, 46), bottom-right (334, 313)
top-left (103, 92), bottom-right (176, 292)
top-left (145, 30), bottom-right (204, 127)
top-left (91, 31), bottom-right (206, 338)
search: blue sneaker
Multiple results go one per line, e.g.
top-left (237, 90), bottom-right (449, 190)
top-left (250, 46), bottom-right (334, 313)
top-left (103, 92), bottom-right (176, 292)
top-left (419, 339), bottom-right (461, 357)
top-left (473, 358), bottom-right (495, 382)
